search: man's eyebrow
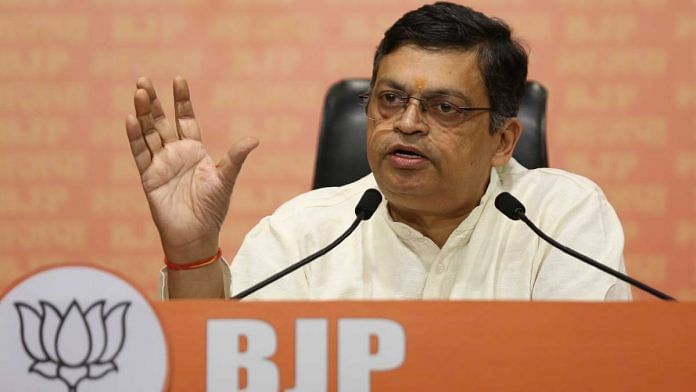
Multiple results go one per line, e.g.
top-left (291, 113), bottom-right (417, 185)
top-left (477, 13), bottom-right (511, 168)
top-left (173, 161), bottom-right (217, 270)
top-left (375, 78), bottom-right (407, 91)
top-left (427, 88), bottom-right (475, 106)
top-left (374, 79), bottom-right (475, 106)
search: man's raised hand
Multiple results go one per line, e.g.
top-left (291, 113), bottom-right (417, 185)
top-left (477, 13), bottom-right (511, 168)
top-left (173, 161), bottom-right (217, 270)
top-left (125, 76), bottom-right (258, 265)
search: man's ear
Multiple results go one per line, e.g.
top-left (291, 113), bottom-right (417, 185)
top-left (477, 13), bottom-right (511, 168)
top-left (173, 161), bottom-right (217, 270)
top-left (491, 118), bottom-right (522, 167)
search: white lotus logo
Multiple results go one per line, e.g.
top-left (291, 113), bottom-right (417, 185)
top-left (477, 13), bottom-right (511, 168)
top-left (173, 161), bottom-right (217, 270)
top-left (14, 299), bottom-right (130, 392)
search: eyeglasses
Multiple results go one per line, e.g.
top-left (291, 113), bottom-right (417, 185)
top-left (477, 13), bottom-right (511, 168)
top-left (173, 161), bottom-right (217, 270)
top-left (358, 90), bottom-right (491, 128)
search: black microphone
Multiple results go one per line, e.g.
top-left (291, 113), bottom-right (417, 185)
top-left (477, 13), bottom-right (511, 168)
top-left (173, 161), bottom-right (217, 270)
top-left (232, 189), bottom-right (383, 300)
top-left (495, 192), bottom-right (525, 221)
top-left (494, 192), bottom-right (676, 301)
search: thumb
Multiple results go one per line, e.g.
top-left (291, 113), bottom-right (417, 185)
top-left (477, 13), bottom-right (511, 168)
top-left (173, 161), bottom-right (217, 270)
top-left (217, 136), bottom-right (259, 188)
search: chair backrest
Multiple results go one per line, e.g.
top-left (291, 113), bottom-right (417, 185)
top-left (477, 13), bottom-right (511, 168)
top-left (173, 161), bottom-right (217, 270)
top-left (312, 79), bottom-right (548, 189)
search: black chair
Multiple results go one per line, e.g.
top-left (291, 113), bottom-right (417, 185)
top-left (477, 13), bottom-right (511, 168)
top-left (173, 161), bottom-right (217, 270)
top-left (312, 79), bottom-right (548, 189)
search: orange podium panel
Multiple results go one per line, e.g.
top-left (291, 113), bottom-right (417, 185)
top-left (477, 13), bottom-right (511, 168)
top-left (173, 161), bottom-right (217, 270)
top-left (156, 301), bottom-right (696, 391)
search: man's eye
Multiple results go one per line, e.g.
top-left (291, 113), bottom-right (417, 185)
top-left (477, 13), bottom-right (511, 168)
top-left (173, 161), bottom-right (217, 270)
top-left (436, 102), bottom-right (455, 113)
top-left (380, 93), bottom-right (401, 106)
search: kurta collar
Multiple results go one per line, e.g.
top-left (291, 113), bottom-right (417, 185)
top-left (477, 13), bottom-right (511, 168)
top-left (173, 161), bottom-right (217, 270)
top-left (377, 166), bottom-right (501, 245)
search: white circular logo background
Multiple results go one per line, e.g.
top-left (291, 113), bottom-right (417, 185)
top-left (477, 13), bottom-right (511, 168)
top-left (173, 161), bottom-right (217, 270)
top-left (0, 265), bottom-right (168, 392)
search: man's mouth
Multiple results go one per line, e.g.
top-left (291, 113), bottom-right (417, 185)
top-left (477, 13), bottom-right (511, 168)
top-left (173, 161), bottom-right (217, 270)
top-left (388, 144), bottom-right (428, 159)
top-left (387, 146), bottom-right (429, 169)
top-left (392, 149), bottom-right (424, 159)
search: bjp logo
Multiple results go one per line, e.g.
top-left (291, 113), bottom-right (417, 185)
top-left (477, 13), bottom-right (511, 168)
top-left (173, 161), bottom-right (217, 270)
top-left (0, 265), bottom-right (167, 391)
top-left (14, 299), bottom-right (130, 392)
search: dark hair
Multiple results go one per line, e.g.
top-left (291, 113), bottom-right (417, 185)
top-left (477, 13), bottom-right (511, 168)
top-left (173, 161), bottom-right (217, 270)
top-left (371, 2), bottom-right (528, 133)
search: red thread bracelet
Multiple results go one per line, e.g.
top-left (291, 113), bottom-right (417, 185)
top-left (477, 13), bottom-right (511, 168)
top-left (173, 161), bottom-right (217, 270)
top-left (164, 248), bottom-right (222, 271)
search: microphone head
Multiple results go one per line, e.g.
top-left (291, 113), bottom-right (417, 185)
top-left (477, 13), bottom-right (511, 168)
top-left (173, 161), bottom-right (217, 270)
top-left (355, 189), bottom-right (383, 220)
top-left (494, 192), bottom-right (526, 221)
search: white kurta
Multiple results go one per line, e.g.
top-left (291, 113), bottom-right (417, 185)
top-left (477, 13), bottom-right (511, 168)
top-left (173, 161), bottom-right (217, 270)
top-left (161, 159), bottom-right (631, 301)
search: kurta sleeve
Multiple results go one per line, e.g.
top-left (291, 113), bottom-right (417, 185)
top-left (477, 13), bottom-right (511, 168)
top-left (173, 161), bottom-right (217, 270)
top-left (531, 181), bottom-right (632, 301)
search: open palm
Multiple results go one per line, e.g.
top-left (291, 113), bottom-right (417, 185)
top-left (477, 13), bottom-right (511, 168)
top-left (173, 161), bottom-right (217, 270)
top-left (125, 77), bottom-right (258, 264)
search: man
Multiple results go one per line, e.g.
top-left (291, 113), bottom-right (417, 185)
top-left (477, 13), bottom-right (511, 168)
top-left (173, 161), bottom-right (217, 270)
top-left (126, 2), bottom-right (630, 300)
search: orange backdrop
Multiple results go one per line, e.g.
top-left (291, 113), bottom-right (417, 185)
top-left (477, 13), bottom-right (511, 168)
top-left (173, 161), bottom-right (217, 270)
top-left (0, 0), bottom-right (693, 300)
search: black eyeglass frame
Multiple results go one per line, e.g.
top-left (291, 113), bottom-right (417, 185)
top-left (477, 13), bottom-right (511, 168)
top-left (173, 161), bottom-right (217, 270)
top-left (358, 92), bottom-right (491, 125)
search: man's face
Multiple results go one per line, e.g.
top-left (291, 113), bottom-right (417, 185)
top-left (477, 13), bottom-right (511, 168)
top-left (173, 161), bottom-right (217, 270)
top-left (366, 45), bottom-right (509, 214)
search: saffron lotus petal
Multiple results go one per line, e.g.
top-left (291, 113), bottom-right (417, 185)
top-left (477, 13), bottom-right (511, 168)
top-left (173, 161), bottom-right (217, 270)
top-left (39, 301), bottom-right (62, 363)
top-left (15, 303), bottom-right (47, 361)
top-left (84, 301), bottom-right (107, 363)
top-left (29, 360), bottom-right (59, 378)
top-left (88, 362), bottom-right (117, 378)
top-left (56, 301), bottom-right (92, 367)
top-left (99, 302), bottom-right (130, 362)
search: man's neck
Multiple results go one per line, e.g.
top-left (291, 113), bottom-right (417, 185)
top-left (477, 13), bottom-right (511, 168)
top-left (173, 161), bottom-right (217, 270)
top-left (387, 202), bottom-right (477, 248)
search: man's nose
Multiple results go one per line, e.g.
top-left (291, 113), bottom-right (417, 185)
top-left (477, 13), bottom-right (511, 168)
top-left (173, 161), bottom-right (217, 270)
top-left (394, 99), bottom-right (429, 135)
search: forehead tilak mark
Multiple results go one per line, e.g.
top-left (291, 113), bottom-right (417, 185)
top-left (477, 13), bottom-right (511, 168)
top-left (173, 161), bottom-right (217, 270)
top-left (414, 77), bottom-right (427, 91)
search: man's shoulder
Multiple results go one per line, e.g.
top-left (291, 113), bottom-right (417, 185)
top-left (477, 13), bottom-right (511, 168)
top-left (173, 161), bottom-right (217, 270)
top-left (271, 174), bottom-right (379, 221)
top-left (495, 159), bottom-right (616, 223)
top-left (499, 159), bottom-right (605, 199)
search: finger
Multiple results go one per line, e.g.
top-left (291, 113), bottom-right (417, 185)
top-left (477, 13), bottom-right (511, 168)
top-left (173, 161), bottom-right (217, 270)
top-left (125, 114), bottom-right (152, 174)
top-left (134, 88), bottom-right (164, 155)
top-left (136, 77), bottom-right (178, 144)
top-left (173, 76), bottom-right (202, 141)
top-left (217, 137), bottom-right (260, 190)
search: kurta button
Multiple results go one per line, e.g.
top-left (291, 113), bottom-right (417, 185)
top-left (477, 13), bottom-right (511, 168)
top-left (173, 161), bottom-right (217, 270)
top-left (435, 263), bottom-right (445, 274)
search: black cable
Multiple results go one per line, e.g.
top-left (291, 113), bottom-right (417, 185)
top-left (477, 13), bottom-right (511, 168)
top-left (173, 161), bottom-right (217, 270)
top-left (517, 213), bottom-right (675, 301)
top-left (231, 217), bottom-right (362, 300)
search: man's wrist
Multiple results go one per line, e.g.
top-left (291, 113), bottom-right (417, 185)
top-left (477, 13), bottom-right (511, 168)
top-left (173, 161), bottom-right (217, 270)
top-left (162, 238), bottom-right (220, 265)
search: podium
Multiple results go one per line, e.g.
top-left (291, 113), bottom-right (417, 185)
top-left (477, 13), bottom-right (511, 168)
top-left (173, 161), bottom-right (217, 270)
top-left (157, 301), bottom-right (696, 391)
